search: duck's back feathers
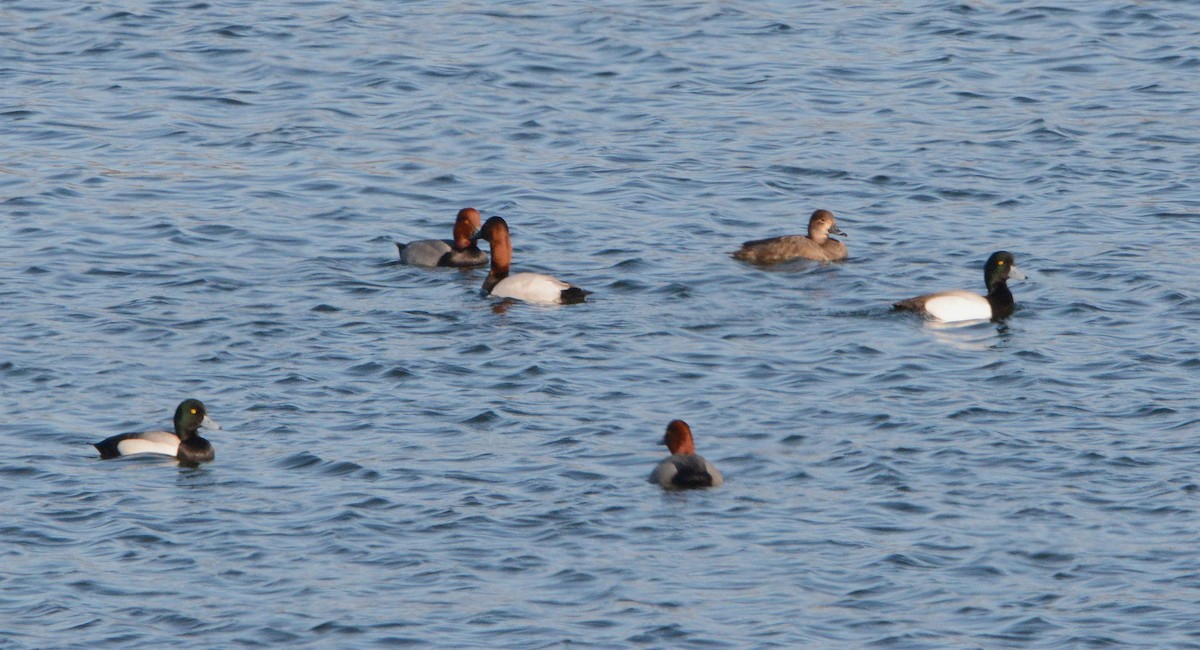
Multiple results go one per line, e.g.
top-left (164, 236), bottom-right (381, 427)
top-left (398, 240), bottom-right (489, 267)
top-left (489, 272), bottom-right (589, 305)
top-left (94, 430), bottom-right (181, 459)
top-left (397, 239), bottom-right (452, 266)
top-left (732, 235), bottom-right (845, 264)
top-left (651, 454), bottom-right (724, 489)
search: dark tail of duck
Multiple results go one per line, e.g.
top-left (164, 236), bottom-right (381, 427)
top-left (671, 468), bottom-right (715, 489)
top-left (94, 440), bottom-right (121, 459)
top-left (560, 287), bottom-right (591, 304)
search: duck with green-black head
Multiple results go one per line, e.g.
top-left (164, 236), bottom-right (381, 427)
top-left (93, 399), bottom-right (221, 464)
top-left (894, 251), bottom-right (1025, 323)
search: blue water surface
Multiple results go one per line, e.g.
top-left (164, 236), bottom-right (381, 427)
top-left (2, 1), bottom-right (1200, 647)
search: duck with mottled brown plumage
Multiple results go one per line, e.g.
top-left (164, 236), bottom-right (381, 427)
top-left (732, 209), bottom-right (848, 264)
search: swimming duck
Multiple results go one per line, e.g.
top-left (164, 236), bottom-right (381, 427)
top-left (396, 207), bottom-right (489, 267)
top-left (732, 209), bottom-right (848, 264)
top-left (472, 216), bottom-right (590, 304)
top-left (649, 420), bottom-right (723, 489)
top-left (894, 251), bottom-right (1025, 323)
top-left (94, 399), bottom-right (221, 464)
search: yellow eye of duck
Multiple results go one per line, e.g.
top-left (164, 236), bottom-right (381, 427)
top-left (997, 260), bottom-right (1005, 265)
top-left (190, 408), bottom-right (197, 414)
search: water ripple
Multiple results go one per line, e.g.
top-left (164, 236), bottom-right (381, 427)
top-left (1, 0), bottom-right (1199, 647)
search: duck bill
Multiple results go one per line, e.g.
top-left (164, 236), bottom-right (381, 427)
top-left (201, 414), bottom-right (222, 430)
top-left (830, 226), bottom-right (847, 237)
top-left (1008, 266), bottom-right (1026, 281)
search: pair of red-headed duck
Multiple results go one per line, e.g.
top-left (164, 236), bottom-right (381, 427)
top-left (94, 401), bottom-right (721, 491)
top-left (397, 207), bottom-right (589, 305)
top-left (733, 209), bottom-right (1024, 323)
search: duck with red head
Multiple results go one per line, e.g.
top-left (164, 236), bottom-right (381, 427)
top-left (396, 207), bottom-right (489, 267)
top-left (732, 209), bottom-right (848, 264)
top-left (649, 420), bottom-right (723, 489)
top-left (472, 216), bottom-right (590, 305)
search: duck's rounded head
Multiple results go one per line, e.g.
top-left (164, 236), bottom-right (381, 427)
top-left (662, 420), bottom-right (696, 455)
top-left (474, 216), bottom-right (509, 243)
top-left (474, 216), bottom-right (513, 274)
top-left (174, 398), bottom-right (221, 436)
top-left (453, 208), bottom-right (483, 249)
top-left (984, 251), bottom-right (1025, 291)
top-left (808, 209), bottom-right (846, 240)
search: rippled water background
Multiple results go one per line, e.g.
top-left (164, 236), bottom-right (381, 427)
top-left (3, 1), bottom-right (1200, 647)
